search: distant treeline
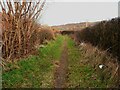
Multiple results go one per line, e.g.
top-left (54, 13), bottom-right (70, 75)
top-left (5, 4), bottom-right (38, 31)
top-left (75, 18), bottom-right (120, 60)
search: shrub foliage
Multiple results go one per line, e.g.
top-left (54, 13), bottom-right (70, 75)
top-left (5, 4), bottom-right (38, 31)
top-left (75, 18), bottom-right (120, 60)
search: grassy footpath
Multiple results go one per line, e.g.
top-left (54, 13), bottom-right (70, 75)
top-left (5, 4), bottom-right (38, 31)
top-left (2, 35), bottom-right (65, 88)
top-left (2, 35), bottom-right (115, 88)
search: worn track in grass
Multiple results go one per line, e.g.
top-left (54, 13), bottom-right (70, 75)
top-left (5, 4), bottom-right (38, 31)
top-left (54, 38), bottom-right (68, 88)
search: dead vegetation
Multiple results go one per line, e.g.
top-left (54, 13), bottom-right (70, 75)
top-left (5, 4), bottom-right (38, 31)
top-left (0, 0), bottom-right (48, 61)
top-left (75, 18), bottom-right (120, 60)
top-left (38, 26), bottom-right (55, 44)
top-left (79, 42), bottom-right (119, 87)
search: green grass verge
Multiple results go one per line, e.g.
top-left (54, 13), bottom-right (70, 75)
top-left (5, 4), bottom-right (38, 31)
top-left (2, 35), bottom-right (65, 88)
top-left (2, 35), bottom-right (115, 88)
top-left (66, 37), bottom-right (108, 88)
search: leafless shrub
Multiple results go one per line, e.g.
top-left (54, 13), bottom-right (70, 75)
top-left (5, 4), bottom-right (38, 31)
top-left (0, 0), bottom-right (46, 61)
top-left (38, 26), bottom-right (55, 44)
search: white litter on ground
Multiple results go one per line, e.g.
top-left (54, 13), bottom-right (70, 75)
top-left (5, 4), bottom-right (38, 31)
top-left (80, 42), bottom-right (85, 46)
top-left (99, 64), bottom-right (104, 69)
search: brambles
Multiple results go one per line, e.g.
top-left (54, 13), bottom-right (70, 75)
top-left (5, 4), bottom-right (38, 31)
top-left (75, 18), bottom-right (120, 60)
top-left (38, 26), bottom-right (55, 44)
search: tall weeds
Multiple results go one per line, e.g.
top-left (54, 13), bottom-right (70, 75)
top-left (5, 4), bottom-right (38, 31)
top-left (0, 0), bottom-right (46, 60)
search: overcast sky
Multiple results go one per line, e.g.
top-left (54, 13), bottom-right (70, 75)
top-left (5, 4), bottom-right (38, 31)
top-left (40, 1), bottom-right (118, 26)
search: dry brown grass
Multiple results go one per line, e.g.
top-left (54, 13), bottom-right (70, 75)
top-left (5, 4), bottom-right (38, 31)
top-left (79, 42), bottom-right (119, 87)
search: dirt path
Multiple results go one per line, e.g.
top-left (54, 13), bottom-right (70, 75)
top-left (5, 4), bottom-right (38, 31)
top-left (54, 39), bottom-right (68, 88)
